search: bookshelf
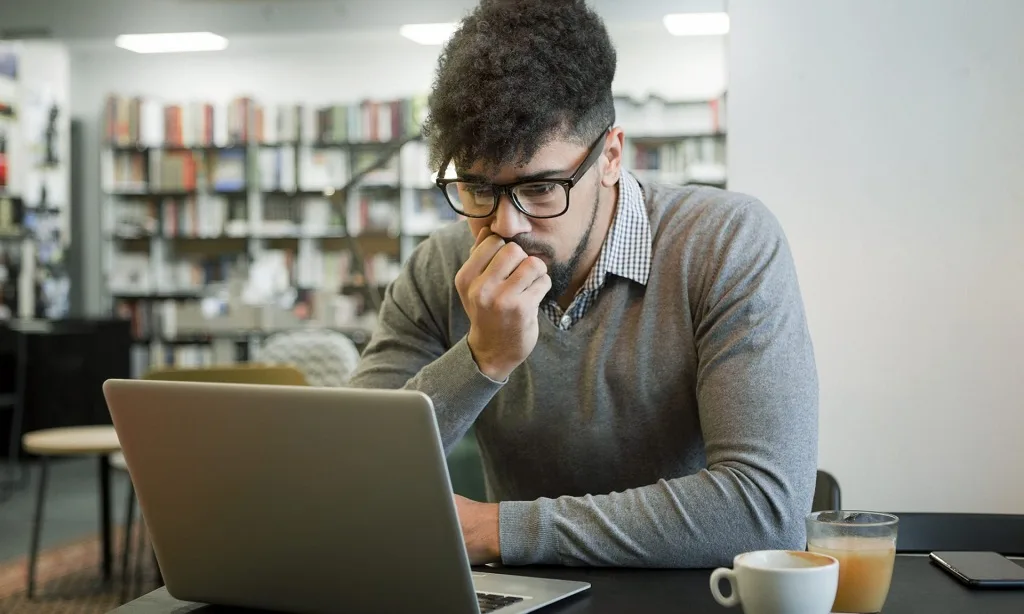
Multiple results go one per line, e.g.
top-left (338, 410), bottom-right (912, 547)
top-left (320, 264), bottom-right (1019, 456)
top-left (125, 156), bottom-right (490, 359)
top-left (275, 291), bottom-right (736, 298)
top-left (100, 94), bottom-right (455, 376)
top-left (616, 94), bottom-right (728, 189)
top-left (101, 92), bottom-right (726, 376)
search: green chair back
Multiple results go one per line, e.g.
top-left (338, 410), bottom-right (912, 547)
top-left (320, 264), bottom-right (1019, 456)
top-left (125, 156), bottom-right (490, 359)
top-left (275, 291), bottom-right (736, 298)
top-left (143, 364), bottom-right (309, 387)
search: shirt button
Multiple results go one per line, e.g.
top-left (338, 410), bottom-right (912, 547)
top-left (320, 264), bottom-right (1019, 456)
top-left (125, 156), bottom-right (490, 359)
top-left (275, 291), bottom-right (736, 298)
top-left (560, 315), bottom-right (571, 328)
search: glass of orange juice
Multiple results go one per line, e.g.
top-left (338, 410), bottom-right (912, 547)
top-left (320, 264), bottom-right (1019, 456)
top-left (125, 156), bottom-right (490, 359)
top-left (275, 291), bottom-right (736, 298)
top-left (806, 511), bottom-right (899, 613)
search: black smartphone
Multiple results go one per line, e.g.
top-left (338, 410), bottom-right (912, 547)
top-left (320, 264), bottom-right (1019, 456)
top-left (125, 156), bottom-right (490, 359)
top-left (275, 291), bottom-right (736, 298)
top-left (930, 551), bottom-right (1024, 588)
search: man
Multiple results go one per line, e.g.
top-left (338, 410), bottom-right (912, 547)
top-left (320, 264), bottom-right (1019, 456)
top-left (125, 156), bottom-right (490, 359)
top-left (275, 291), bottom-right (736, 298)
top-left (347, 0), bottom-right (818, 568)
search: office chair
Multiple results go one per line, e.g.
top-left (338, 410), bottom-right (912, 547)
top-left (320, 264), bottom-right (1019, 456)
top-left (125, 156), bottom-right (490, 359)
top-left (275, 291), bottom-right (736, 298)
top-left (812, 469), bottom-right (842, 512)
top-left (256, 328), bottom-right (361, 387)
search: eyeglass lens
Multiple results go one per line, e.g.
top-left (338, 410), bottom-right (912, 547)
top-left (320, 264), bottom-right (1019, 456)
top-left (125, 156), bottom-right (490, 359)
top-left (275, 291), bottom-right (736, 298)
top-left (444, 181), bottom-right (568, 218)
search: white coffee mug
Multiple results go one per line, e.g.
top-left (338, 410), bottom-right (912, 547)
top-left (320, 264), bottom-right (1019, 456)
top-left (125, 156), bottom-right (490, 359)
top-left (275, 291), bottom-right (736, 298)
top-left (710, 550), bottom-right (839, 614)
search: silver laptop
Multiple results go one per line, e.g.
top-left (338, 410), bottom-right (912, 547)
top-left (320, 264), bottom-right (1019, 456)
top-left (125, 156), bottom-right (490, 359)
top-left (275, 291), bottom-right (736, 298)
top-left (102, 379), bottom-right (590, 614)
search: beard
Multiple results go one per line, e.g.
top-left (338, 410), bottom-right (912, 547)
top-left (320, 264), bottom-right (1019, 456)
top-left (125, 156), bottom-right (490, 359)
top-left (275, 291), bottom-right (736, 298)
top-left (506, 189), bottom-right (600, 305)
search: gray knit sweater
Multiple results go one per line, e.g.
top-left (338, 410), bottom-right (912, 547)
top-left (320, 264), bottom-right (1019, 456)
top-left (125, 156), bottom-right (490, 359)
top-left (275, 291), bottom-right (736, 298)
top-left (347, 182), bottom-right (819, 568)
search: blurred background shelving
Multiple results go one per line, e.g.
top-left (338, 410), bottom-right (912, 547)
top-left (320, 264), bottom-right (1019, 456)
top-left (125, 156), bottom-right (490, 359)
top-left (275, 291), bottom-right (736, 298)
top-left (100, 94), bottom-right (452, 374)
top-left (100, 92), bottom-right (726, 375)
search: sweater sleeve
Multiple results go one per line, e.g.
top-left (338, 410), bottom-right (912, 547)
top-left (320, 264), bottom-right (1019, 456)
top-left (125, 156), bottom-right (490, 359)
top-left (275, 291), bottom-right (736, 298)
top-left (346, 234), bottom-right (504, 454)
top-left (497, 198), bottom-right (819, 567)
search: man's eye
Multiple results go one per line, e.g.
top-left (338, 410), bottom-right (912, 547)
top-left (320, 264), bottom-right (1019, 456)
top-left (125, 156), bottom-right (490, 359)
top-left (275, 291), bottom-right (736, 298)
top-left (465, 184), bottom-right (492, 197)
top-left (520, 183), bottom-right (556, 197)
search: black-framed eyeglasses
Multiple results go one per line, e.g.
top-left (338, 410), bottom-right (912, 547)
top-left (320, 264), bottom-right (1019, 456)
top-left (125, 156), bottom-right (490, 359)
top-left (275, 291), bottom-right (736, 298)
top-left (435, 126), bottom-right (611, 220)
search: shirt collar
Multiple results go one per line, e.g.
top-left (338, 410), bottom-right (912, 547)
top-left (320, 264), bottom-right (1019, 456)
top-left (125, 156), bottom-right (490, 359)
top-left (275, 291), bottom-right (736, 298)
top-left (582, 170), bottom-right (653, 292)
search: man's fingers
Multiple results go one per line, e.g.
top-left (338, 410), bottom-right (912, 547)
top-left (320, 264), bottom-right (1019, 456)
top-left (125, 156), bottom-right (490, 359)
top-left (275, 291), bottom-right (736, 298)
top-left (521, 272), bottom-right (553, 305)
top-left (471, 226), bottom-right (493, 252)
top-left (461, 234), bottom-right (506, 281)
top-left (482, 243), bottom-right (529, 282)
top-left (506, 256), bottom-right (548, 294)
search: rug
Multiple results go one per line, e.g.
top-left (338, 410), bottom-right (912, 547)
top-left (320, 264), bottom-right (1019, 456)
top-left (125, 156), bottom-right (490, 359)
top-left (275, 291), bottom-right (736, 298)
top-left (0, 527), bottom-right (158, 613)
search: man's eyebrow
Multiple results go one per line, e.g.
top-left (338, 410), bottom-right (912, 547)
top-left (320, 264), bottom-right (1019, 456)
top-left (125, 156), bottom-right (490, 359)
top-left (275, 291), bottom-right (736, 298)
top-left (457, 168), bottom-right (568, 183)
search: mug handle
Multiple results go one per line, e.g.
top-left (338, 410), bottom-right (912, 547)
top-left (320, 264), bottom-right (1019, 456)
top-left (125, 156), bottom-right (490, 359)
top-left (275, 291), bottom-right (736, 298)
top-left (710, 568), bottom-right (740, 607)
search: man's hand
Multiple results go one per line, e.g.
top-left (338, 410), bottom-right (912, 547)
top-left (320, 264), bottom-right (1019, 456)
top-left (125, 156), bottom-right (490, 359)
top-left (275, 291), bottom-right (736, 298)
top-left (454, 494), bottom-right (501, 565)
top-left (455, 227), bottom-right (552, 381)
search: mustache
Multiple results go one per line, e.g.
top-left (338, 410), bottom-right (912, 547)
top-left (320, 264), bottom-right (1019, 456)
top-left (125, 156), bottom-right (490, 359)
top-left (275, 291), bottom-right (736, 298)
top-left (505, 235), bottom-right (555, 260)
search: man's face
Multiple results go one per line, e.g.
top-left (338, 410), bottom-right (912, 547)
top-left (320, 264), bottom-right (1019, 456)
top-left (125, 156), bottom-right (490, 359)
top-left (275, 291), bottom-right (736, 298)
top-left (459, 131), bottom-right (620, 302)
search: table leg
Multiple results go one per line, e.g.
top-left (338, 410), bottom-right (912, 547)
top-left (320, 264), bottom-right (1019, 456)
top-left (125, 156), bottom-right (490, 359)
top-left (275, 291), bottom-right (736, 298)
top-left (27, 456), bottom-right (50, 599)
top-left (9, 330), bottom-right (28, 490)
top-left (98, 454), bottom-right (112, 583)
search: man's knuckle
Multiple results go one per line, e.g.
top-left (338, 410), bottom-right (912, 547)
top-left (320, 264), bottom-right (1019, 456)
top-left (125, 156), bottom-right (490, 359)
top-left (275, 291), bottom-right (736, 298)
top-left (494, 294), bottom-right (514, 312)
top-left (486, 236), bottom-right (505, 253)
top-left (470, 279), bottom-right (487, 301)
top-left (509, 297), bottom-right (528, 314)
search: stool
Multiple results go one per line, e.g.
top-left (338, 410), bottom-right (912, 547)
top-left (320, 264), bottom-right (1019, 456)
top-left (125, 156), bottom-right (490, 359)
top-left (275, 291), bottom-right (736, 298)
top-left (21, 425), bottom-right (121, 599)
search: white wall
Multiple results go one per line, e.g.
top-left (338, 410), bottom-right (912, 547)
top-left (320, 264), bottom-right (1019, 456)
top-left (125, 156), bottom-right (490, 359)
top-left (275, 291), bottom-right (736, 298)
top-left (728, 0), bottom-right (1024, 513)
top-left (69, 27), bottom-right (727, 314)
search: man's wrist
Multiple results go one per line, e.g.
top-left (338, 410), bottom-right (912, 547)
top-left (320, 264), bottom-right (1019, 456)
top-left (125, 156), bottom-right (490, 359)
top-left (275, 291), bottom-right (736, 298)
top-left (485, 503), bottom-right (502, 562)
top-left (466, 337), bottom-right (514, 382)
top-left (477, 360), bottom-right (513, 383)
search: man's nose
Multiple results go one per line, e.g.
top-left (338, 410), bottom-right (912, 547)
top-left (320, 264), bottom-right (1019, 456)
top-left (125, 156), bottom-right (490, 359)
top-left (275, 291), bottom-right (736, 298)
top-left (489, 192), bottom-right (531, 238)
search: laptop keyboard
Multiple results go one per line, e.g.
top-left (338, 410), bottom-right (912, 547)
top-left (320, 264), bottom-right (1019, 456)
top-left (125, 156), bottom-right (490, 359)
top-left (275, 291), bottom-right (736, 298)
top-left (477, 591), bottom-right (525, 613)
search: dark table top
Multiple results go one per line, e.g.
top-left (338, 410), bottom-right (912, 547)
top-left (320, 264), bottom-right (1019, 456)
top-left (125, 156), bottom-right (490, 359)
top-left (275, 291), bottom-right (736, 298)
top-left (110, 555), bottom-right (1024, 614)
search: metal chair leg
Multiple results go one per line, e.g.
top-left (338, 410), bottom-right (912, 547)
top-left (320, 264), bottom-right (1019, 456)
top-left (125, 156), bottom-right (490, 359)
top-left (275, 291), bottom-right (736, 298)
top-left (120, 481), bottom-right (136, 602)
top-left (133, 508), bottom-right (147, 597)
top-left (153, 547), bottom-right (162, 588)
top-left (27, 456), bottom-right (50, 599)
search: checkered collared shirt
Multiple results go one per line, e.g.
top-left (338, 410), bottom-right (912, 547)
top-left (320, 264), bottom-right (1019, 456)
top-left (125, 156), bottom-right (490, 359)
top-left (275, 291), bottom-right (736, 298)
top-left (540, 170), bottom-right (652, 331)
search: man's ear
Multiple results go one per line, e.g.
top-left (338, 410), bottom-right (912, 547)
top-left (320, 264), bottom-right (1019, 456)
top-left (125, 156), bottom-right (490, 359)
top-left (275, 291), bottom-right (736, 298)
top-left (600, 127), bottom-right (625, 188)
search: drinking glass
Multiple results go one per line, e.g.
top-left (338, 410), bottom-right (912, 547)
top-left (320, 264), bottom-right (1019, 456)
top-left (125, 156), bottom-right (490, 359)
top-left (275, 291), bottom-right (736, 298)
top-left (806, 511), bottom-right (899, 613)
